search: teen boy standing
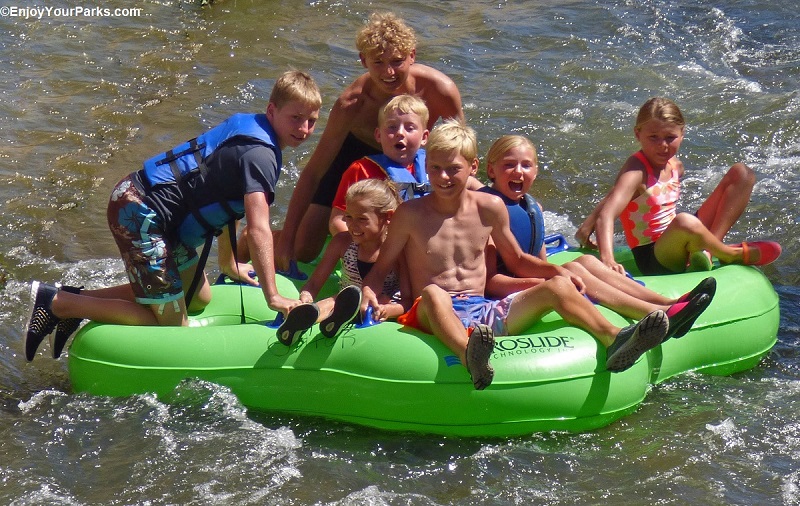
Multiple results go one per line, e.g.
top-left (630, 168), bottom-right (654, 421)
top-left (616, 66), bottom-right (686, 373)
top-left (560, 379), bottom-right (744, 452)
top-left (24, 70), bottom-right (321, 361)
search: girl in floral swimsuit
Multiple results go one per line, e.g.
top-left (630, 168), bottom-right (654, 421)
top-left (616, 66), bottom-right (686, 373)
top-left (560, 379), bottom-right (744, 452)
top-left (577, 97), bottom-right (780, 275)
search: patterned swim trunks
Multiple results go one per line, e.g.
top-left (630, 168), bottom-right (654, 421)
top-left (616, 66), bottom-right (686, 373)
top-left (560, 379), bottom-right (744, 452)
top-left (398, 293), bottom-right (516, 337)
top-left (106, 175), bottom-right (198, 304)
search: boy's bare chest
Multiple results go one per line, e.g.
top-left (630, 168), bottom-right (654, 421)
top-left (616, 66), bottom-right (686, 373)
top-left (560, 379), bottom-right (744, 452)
top-left (414, 214), bottom-right (490, 262)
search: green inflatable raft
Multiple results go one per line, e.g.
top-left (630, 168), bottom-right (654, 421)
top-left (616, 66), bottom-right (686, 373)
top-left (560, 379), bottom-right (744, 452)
top-left (67, 249), bottom-right (779, 437)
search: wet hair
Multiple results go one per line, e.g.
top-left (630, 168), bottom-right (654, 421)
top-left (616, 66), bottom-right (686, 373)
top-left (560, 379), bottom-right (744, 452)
top-left (425, 118), bottom-right (477, 162)
top-left (269, 70), bottom-right (322, 110)
top-left (345, 178), bottom-right (401, 215)
top-left (356, 12), bottom-right (417, 58)
top-left (484, 135), bottom-right (538, 182)
top-left (378, 94), bottom-right (430, 129)
top-left (635, 97), bottom-right (685, 132)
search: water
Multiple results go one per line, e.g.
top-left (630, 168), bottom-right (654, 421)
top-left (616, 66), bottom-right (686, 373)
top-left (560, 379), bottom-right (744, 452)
top-left (1, 0), bottom-right (798, 503)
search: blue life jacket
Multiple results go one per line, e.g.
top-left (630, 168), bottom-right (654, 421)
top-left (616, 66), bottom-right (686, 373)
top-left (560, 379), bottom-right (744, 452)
top-left (365, 149), bottom-right (429, 201)
top-left (480, 186), bottom-right (545, 256)
top-left (141, 113), bottom-right (280, 240)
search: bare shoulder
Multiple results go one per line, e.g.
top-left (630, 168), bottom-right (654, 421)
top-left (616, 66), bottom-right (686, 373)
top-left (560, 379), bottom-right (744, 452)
top-left (393, 196), bottom-right (427, 222)
top-left (671, 157), bottom-right (685, 177)
top-left (409, 64), bottom-right (462, 120)
top-left (333, 74), bottom-right (370, 115)
top-left (412, 64), bottom-right (457, 88)
top-left (472, 188), bottom-right (504, 210)
top-left (618, 155), bottom-right (648, 183)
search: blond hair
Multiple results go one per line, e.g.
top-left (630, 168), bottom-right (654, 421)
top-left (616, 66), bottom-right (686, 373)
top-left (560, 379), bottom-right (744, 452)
top-left (425, 119), bottom-right (478, 162)
top-left (378, 94), bottom-right (430, 128)
top-left (269, 70), bottom-right (322, 110)
top-left (486, 135), bottom-right (538, 167)
top-left (356, 12), bottom-right (417, 58)
top-left (635, 97), bottom-right (685, 132)
top-left (345, 178), bottom-right (401, 215)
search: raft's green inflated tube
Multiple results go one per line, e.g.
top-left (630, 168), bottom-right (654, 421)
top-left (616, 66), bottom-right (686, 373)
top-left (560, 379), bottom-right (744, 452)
top-left (67, 250), bottom-right (779, 436)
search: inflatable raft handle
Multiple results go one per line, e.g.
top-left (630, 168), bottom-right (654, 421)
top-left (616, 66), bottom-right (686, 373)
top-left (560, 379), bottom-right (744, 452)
top-left (265, 312), bottom-right (284, 329)
top-left (213, 270), bottom-right (260, 286)
top-left (355, 306), bottom-right (381, 329)
top-left (277, 260), bottom-right (308, 281)
top-left (544, 234), bottom-right (572, 256)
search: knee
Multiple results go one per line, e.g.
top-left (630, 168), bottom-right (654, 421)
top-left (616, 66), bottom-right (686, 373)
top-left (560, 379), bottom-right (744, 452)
top-left (571, 255), bottom-right (600, 271)
top-left (728, 163), bottom-right (756, 189)
top-left (671, 212), bottom-right (705, 234)
top-left (187, 291), bottom-right (211, 313)
top-left (546, 276), bottom-right (575, 296)
top-left (561, 261), bottom-right (586, 277)
top-left (420, 284), bottom-right (449, 308)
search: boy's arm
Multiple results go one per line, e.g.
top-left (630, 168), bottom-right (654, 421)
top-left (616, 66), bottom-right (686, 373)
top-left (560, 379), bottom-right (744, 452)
top-left (423, 67), bottom-right (465, 124)
top-left (299, 232), bottom-right (349, 302)
top-left (275, 96), bottom-right (355, 269)
top-left (360, 207), bottom-right (411, 313)
top-left (373, 254), bottom-right (413, 321)
top-left (244, 192), bottom-right (300, 314)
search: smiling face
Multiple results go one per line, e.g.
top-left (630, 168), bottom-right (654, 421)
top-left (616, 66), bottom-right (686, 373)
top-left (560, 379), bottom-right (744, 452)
top-left (266, 100), bottom-right (319, 149)
top-left (375, 108), bottom-right (428, 166)
top-left (343, 196), bottom-right (389, 246)
top-left (634, 118), bottom-right (684, 168)
top-left (487, 144), bottom-right (539, 202)
top-left (360, 46), bottom-right (416, 95)
top-left (425, 148), bottom-right (478, 198)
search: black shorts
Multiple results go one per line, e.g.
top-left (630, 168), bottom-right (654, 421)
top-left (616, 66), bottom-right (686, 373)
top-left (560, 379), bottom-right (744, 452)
top-left (631, 242), bottom-right (680, 276)
top-left (311, 133), bottom-right (380, 207)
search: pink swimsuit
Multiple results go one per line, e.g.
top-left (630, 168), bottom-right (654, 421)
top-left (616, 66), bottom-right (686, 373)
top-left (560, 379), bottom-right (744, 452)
top-left (620, 151), bottom-right (681, 248)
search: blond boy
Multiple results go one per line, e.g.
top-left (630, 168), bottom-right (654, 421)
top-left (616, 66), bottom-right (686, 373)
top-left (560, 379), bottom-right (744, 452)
top-left (328, 94), bottom-right (430, 234)
top-left (24, 71), bottom-right (321, 361)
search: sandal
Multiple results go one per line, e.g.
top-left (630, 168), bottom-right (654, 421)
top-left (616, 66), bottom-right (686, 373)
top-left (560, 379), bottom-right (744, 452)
top-left (737, 241), bottom-right (782, 266)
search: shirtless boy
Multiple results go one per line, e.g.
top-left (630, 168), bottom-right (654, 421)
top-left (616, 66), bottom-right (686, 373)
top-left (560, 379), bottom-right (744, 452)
top-left (361, 120), bottom-right (670, 390)
top-left (276, 12), bottom-right (464, 266)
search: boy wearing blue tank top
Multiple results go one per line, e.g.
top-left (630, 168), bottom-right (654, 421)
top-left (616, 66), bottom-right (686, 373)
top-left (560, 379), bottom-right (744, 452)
top-left (23, 71), bottom-right (321, 361)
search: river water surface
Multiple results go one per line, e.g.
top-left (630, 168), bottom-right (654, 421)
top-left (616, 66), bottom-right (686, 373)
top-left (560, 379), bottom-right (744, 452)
top-left (1, 0), bottom-right (798, 504)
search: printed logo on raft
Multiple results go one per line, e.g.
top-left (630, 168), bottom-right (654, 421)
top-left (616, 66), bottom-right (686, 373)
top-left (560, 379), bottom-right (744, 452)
top-left (492, 335), bottom-right (575, 358)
